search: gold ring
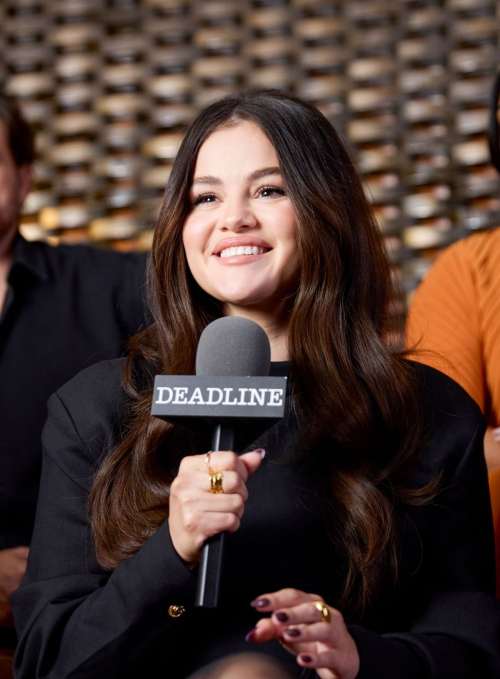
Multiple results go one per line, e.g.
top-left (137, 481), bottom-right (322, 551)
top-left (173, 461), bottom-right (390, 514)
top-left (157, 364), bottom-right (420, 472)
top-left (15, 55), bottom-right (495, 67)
top-left (206, 452), bottom-right (224, 493)
top-left (168, 605), bottom-right (185, 618)
top-left (312, 600), bottom-right (330, 623)
top-left (209, 471), bottom-right (224, 494)
top-left (205, 451), bottom-right (215, 475)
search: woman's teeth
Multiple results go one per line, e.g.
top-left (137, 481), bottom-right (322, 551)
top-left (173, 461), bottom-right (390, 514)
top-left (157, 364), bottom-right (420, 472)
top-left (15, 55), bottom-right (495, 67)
top-left (219, 246), bottom-right (266, 258)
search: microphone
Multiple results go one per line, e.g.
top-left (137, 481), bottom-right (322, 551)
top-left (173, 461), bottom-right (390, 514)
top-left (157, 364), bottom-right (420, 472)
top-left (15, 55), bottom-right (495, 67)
top-left (195, 317), bottom-right (271, 608)
top-left (151, 317), bottom-right (287, 608)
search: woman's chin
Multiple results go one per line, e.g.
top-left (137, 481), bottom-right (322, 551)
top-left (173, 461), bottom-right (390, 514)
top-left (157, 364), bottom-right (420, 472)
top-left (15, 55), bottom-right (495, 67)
top-left (218, 290), bottom-right (277, 311)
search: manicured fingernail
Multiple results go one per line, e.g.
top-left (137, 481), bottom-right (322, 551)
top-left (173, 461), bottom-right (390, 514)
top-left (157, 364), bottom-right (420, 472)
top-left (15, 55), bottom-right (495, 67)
top-left (253, 448), bottom-right (266, 459)
top-left (275, 611), bottom-right (289, 623)
top-left (284, 628), bottom-right (300, 637)
top-left (250, 597), bottom-right (270, 608)
top-left (245, 628), bottom-right (257, 643)
top-left (300, 655), bottom-right (312, 663)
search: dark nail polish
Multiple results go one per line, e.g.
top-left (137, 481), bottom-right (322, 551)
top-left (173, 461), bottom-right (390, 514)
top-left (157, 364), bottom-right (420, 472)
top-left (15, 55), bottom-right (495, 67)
top-left (300, 655), bottom-right (312, 664)
top-left (284, 628), bottom-right (300, 637)
top-left (245, 628), bottom-right (257, 643)
top-left (250, 597), bottom-right (270, 608)
top-left (275, 611), bottom-right (289, 623)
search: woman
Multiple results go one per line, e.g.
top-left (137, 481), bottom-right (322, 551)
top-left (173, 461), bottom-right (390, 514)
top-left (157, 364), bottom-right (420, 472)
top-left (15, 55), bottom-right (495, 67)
top-left (12, 92), bottom-right (500, 679)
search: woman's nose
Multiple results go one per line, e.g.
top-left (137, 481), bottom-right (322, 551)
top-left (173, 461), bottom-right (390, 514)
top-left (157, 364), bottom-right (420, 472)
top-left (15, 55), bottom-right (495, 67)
top-left (220, 198), bottom-right (258, 231)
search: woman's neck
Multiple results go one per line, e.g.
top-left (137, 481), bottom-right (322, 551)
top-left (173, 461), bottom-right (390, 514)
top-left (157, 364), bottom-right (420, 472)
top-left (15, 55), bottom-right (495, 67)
top-left (222, 303), bottom-right (289, 361)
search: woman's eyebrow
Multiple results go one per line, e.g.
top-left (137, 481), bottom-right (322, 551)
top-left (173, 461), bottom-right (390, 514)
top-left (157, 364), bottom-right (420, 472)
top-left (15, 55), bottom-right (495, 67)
top-left (246, 166), bottom-right (282, 182)
top-left (192, 175), bottom-right (222, 186)
top-left (191, 166), bottom-right (282, 186)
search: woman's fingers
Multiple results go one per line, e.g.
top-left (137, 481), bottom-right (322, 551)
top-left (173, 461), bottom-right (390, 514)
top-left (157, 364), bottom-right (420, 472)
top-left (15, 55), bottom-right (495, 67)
top-left (251, 588), bottom-right (316, 613)
top-left (179, 467), bottom-right (250, 499)
top-left (182, 511), bottom-right (242, 548)
top-left (296, 646), bottom-right (360, 679)
top-left (210, 450), bottom-right (264, 481)
top-left (248, 618), bottom-right (280, 643)
top-left (248, 589), bottom-right (325, 645)
top-left (169, 449), bottom-right (265, 564)
top-left (296, 649), bottom-right (341, 671)
top-left (239, 449), bottom-right (265, 476)
top-left (211, 470), bottom-right (248, 499)
top-left (180, 450), bottom-right (240, 476)
top-left (179, 449), bottom-right (264, 487)
top-left (186, 492), bottom-right (246, 518)
top-left (283, 621), bottom-right (337, 645)
top-left (210, 449), bottom-right (265, 479)
top-left (249, 589), bottom-right (360, 679)
top-left (272, 601), bottom-right (338, 628)
top-left (198, 511), bottom-right (241, 535)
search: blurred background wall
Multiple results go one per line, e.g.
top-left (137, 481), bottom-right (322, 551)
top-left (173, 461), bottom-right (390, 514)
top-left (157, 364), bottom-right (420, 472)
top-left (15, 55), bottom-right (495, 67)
top-left (1, 0), bottom-right (499, 299)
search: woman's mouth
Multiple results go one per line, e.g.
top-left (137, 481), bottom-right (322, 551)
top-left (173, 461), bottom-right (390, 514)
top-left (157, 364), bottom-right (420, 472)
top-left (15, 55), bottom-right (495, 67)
top-left (213, 237), bottom-right (273, 261)
top-left (219, 246), bottom-right (269, 258)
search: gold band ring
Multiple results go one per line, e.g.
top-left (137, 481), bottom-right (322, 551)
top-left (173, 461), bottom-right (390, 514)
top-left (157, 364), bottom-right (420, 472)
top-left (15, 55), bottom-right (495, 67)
top-left (312, 600), bottom-right (331, 623)
top-left (206, 452), bottom-right (224, 493)
top-left (209, 471), bottom-right (224, 494)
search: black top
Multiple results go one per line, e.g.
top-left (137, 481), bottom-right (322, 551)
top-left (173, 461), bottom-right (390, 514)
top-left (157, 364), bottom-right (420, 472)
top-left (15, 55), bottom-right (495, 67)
top-left (0, 235), bottom-right (147, 551)
top-left (11, 359), bottom-right (500, 679)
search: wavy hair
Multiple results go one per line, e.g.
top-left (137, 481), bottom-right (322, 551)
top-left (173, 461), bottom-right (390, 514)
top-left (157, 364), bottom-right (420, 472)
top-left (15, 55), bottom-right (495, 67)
top-left (89, 91), bottom-right (434, 618)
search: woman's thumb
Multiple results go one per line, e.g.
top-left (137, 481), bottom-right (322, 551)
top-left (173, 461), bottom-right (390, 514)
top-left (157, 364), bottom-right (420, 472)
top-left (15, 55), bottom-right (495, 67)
top-left (239, 448), bottom-right (266, 475)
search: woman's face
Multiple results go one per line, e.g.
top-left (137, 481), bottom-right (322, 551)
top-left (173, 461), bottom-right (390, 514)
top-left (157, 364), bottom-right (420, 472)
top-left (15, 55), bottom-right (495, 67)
top-left (182, 121), bottom-right (299, 315)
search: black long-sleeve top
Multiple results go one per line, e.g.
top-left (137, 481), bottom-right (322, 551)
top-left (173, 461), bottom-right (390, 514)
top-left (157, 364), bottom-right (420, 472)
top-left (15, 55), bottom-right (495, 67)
top-left (11, 358), bottom-right (500, 679)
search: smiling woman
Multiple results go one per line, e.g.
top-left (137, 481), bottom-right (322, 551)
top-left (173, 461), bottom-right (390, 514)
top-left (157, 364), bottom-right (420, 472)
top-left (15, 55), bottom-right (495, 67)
top-left (11, 91), bottom-right (500, 679)
top-left (183, 121), bottom-right (298, 351)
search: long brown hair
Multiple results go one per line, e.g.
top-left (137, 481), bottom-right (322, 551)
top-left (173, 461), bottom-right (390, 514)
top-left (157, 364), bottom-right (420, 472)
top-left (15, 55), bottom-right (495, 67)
top-left (89, 91), bottom-right (433, 617)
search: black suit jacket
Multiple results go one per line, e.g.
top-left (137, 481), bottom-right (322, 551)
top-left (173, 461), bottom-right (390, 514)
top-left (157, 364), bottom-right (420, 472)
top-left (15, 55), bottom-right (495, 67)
top-left (0, 235), bottom-right (147, 551)
top-left (11, 359), bottom-right (500, 679)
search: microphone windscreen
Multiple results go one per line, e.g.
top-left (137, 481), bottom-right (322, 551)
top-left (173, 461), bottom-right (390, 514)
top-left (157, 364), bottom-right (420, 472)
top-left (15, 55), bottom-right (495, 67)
top-left (196, 317), bottom-right (271, 377)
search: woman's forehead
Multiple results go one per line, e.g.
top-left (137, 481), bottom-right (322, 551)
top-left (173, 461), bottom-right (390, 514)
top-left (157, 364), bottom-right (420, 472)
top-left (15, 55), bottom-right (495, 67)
top-left (193, 121), bottom-right (278, 179)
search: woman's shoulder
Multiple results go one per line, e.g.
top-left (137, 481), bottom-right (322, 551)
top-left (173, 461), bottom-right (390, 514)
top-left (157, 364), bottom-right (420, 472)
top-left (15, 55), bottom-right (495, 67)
top-left (56, 356), bottom-right (128, 407)
top-left (404, 359), bottom-right (486, 477)
top-left (46, 357), bottom-right (131, 462)
top-left (408, 359), bottom-right (480, 413)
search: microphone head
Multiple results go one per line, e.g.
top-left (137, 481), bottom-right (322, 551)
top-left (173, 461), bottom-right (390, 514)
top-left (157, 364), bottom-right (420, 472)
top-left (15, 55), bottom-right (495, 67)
top-left (196, 317), bottom-right (271, 376)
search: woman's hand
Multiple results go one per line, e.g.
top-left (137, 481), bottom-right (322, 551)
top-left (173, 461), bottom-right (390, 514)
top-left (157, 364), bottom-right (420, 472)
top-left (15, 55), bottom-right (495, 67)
top-left (169, 449), bottom-right (264, 565)
top-left (247, 588), bottom-right (360, 679)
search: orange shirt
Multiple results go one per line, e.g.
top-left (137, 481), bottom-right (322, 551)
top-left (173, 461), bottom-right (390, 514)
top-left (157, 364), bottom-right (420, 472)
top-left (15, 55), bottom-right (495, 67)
top-left (407, 230), bottom-right (500, 423)
top-left (407, 229), bottom-right (500, 590)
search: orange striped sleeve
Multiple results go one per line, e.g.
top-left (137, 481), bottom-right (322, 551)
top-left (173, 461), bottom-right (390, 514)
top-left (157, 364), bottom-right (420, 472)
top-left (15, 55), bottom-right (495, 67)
top-left (406, 240), bottom-right (486, 413)
top-left (465, 232), bottom-right (500, 426)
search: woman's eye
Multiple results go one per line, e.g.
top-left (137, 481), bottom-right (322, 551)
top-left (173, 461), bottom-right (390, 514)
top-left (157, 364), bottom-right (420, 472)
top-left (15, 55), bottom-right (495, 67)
top-left (193, 193), bottom-right (218, 205)
top-left (257, 186), bottom-right (285, 198)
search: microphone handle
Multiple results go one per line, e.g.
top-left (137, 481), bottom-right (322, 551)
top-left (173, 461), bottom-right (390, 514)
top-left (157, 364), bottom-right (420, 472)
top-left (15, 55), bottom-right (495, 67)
top-left (195, 422), bottom-right (235, 608)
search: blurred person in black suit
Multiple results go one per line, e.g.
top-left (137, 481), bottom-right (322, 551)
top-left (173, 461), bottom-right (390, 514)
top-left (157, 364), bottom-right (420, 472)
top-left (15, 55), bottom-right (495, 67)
top-left (0, 94), bottom-right (148, 649)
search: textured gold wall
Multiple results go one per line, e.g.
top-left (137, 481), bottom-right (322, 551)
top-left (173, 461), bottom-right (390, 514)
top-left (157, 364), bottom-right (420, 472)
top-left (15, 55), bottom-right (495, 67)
top-left (1, 0), bottom-right (500, 295)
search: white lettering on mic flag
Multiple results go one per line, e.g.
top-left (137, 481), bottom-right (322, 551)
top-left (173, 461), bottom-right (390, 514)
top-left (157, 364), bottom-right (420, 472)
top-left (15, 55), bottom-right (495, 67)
top-left (155, 386), bottom-right (283, 407)
top-left (152, 375), bottom-right (287, 422)
top-left (155, 387), bottom-right (173, 404)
